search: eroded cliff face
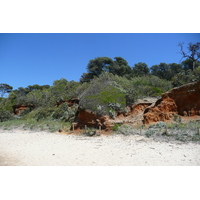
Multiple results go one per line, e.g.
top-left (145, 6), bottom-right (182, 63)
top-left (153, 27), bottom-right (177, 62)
top-left (143, 81), bottom-right (200, 124)
top-left (131, 103), bottom-right (152, 116)
top-left (73, 109), bottom-right (112, 131)
top-left (12, 104), bottom-right (35, 115)
top-left (56, 98), bottom-right (79, 107)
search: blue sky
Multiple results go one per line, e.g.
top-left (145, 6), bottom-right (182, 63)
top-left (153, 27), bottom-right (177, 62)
top-left (0, 33), bottom-right (199, 90)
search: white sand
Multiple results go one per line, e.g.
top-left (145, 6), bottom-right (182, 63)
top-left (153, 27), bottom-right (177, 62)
top-left (0, 129), bottom-right (200, 166)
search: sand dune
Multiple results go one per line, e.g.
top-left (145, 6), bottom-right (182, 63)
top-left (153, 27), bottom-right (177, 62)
top-left (0, 129), bottom-right (200, 166)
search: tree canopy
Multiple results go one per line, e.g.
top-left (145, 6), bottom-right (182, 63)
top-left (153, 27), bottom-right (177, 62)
top-left (0, 83), bottom-right (13, 97)
top-left (132, 62), bottom-right (149, 77)
top-left (179, 42), bottom-right (200, 70)
top-left (80, 57), bottom-right (132, 82)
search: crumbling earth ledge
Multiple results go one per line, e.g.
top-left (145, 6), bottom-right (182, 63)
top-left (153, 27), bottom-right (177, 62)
top-left (143, 81), bottom-right (200, 124)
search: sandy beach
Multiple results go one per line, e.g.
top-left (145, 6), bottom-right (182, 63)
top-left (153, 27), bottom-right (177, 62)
top-left (0, 129), bottom-right (200, 166)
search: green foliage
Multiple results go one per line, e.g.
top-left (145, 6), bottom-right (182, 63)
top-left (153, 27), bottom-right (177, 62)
top-left (52, 103), bottom-right (78, 122)
top-left (80, 56), bottom-right (131, 82)
top-left (83, 85), bottom-right (126, 116)
top-left (149, 122), bottom-right (167, 129)
top-left (0, 118), bottom-right (71, 132)
top-left (7, 79), bottom-right (80, 108)
top-left (145, 129), bottom-right (154, 138)
top-left (109, 57), bottom-right (132, 76)
top-left (0, 83), bottom-right (13, 97)
top-left (132, 62), bottom-right (149, 77)
top-left (82, 128), bottom-right (97, 137)
top-left (1, 49), bottom-right (199, 133)
top-left (173, 114), bottom-right (182, 123)
top-left (80, 57), bottom-right (114, 82)
top-left (116, 125), bottom-right (135, 135)
top-left (150, 63), bottom-right (182, 81)
top-left (19, 107), bottom-right (31, 117)
top-left (79, 72), bottom-right (172, 117)
top-left (171, 69), bottom-right (199, 87)
top-left (130, 75), bottom-right (172, 98)
top-left (33, 107), bottom-right (55, 121)
top-left (0, 109), bottom-right (13, 122)
top-left (79, 73), bottom-right (127, 116)
top-left (50, 79), bottom-right (80, 100)
top-left (112, 123), bottom-right (123, 131)
top-left (179, 42), bottom-right (200, 70)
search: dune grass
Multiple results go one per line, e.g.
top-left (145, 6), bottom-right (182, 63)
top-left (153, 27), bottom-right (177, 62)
top-left (0, 118), bottom-right (71, 132)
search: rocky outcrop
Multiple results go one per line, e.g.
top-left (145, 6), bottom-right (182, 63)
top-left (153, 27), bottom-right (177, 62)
top-left (73, 109), bottom-right (112, 131)
top-left (56, 98), bottom-right (79, 107)
top-left (131, 103), bottom-right (152, 116)
top-left (13, 104), bottom-right (35, 115)
top-left (143, 81), bottom-right (200, 124)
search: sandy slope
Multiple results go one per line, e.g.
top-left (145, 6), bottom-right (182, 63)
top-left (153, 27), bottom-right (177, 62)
top-left (0, 129), bottom-right (200, 166)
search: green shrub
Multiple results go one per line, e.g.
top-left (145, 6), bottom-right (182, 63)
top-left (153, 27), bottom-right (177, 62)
top-left (150, 122), bottom-right (167, 129)
top-left (173, 114), bottom-right (182, 123)
top-left (82, 127), bottom-right (97, 136)
top-left (117, 125), bottom-right (135, 135)
top-left (52, 103), bottom-right (78, 122)
top-left (145, 129), bottom-right (154, 138)
top-left (80, 81), bottom-right (126, 117)
top-left (19, 107), bottom-right (31, 117)
top-left (52, 103), bottom-right (69, 120)
top-left (113, 123), bottom-right (123, 131)
top-left (33, 107), bottom-right (55, 121)
top-left (0, 109), bottom-right (13, 122)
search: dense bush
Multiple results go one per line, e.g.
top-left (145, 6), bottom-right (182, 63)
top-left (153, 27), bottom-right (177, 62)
top-left (79, 73), bottom-right (127, 117)
top-left (33, 107), bottom-right (55, 121)
top-left (52, 103), bottom-right (78, 122)
top-left (171, 67), bottom-right (200, 87)
top-left (0, 109), bottom-right (13, 122)
top-left (130, 75), bottom-right (172, 97)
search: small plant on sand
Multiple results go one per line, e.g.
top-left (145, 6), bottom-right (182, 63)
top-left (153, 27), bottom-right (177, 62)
top-left (117, 125), bottom-right (135, 136)
top-left (173, 114), bottom-right (182, 123)
top-left (112, 123), bottom-right (123, 131)
top-left (145, 129), bottom-right (154, 138)
top-left (82, 128), bottom-right (97, 137)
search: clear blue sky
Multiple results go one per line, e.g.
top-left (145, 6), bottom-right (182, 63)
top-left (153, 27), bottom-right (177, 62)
top-left (0, 33), bottom-right (199, 90)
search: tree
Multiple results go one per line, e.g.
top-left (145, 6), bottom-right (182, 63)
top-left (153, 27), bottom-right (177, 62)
top-left (109, 57), bottom-right (132, 76)
top-left (179, 42), bottom-right (200, 70)
top-left (27, 84), bottom-right (50, 91)
top-left (132, 62), bottom-right (149, 77)
top-left (80, 72), bottom-right (94, 83)
top-left (80, 57), bottom-right (132, 82)
top-left (87, 57), bottom-right (113, 75)
top-left (0, 83), bottom-right (13, 97)
top-left (80, 57), bottom-right (113, 82)
top-left (150, 63), bottom-right (170, 80)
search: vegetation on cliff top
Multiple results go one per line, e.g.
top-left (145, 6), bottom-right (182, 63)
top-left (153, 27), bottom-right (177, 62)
top-left (0, 42), bottom-right (200, 130)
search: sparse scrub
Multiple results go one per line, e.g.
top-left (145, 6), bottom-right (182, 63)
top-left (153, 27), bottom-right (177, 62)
top-left (116, 125), bottom-right (136, 136)
top-left (112, 123), bottom-right (123, 131)
top-left (146, 120), bottom-right (200, 142)
top-left (173, 114), bottom-right (182, 123)
top-left (149, 122), bottom-right (167, 129)
top-left (145, 129), bottom-right (154, 138)
top-left (82, 128), bottom-right (97, 137)
top-left (0, 118), bottom-right (71, 132)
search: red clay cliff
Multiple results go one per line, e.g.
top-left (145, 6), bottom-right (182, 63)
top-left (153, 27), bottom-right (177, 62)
top-left (143, 81), bottom-right (200, 124)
